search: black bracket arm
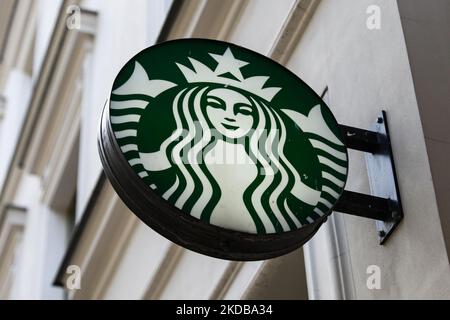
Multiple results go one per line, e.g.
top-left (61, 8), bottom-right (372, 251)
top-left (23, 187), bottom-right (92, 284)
top-left (334, 191), bottom-right (394, 222)
top-left (334, 111), bottom-right (403, 244)
top-left (339, 124), bottom-right (382, 154)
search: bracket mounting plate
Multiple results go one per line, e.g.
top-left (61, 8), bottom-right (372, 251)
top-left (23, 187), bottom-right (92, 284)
top-left (364, 111), bottom-right (403, 244)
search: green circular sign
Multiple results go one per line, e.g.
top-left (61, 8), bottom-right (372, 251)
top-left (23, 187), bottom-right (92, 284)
top-left (99, 39), bottom-right (348, 260)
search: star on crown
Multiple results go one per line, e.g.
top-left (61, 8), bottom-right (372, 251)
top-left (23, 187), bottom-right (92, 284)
top-left (176, 47), bottom-right (281, 102)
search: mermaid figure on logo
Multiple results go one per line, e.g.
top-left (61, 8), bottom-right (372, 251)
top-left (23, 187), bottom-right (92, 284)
top-left (110, 47), bottom-right (347, 234)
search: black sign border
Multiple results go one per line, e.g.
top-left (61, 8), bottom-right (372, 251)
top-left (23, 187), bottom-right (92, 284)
top-left (98, 100), bottom-right (328, 260)
top-left (96, 38), bottom-right (351, 260)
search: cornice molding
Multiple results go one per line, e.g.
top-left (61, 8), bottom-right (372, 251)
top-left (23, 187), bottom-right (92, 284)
top-left (269, 0), bottom-right (321, 64)
top-left (0, 0), bottom-right (18, 64)
top-left (20, 6), bottom-right (97, 174)
top-left (0, 205), bottom-right (26, 299)
top-left (0, 1), bottom-right (97, 227)
top-left (0, 0), bottom-right (36, 90)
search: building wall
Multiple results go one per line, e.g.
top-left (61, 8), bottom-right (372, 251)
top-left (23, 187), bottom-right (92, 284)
top-left (76, 0), bottom-right (150, 219)
top-left (0, 0), bottom-right (449, 300)
top-left (291, 0), bottom-right (450, 299)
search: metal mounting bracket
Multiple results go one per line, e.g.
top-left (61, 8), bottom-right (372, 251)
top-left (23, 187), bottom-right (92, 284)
top-left (334, 111), bottom-right (403, 244)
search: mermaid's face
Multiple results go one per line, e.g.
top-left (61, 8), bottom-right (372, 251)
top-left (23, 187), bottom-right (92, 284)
top-left (205, 88), bottom-right (255, 139)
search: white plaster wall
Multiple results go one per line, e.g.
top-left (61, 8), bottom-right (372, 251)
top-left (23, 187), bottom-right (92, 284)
top-left (38, 206), bottom-right (68, 299)
top-left (287, 0), bottom-right (450, 299)
top-left (228, 0), bottom-right (297, 55)
top-left (34, 0), bottom-right (63, 78)
top-left (158, 252), bottom-right (231, 300)
top-left (103, 223), bottom-right (172, 299)
top-left (9, 173), bottom-right (42, 299)
top-left (76, 0), bottom-right (150, 218)
top-left (147, 0), bottom-right (173, 44)
top-left (8, 173), bottom-right (67, 300)
top-left (221, 261), bottom-right (262, 299)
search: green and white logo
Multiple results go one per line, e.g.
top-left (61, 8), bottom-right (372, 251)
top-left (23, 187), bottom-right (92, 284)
top-left (109, 39), bottom-right (348, 235)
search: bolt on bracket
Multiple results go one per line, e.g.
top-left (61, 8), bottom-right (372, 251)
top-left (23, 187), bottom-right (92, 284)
top-left (334, 111), bottom-right (403, 244)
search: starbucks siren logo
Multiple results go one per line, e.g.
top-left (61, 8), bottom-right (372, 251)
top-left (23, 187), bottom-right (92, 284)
top-left (109, 42), bottom-right (348, 235)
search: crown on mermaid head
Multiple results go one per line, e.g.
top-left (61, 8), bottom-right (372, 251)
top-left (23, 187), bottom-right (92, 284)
top-left (176, 47), bottom-right (281, 102)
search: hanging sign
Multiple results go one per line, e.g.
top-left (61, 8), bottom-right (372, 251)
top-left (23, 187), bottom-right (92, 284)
top-left (98, 39), bottom-right (348, 260)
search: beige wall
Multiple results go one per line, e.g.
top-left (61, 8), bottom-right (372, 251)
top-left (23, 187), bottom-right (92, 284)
top-left (288, 0), bottom-right (450, 298)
